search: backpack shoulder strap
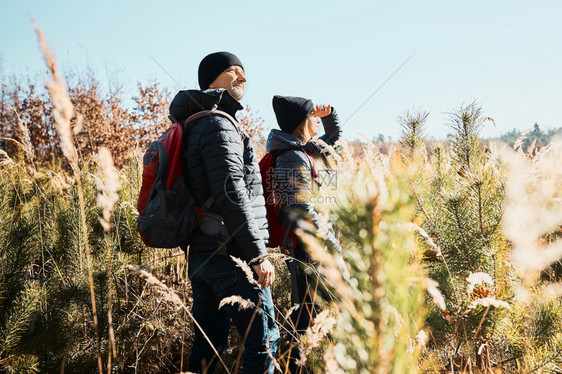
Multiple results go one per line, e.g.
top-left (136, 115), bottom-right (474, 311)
top-left (180, 109), bottom-right (241, 210)
top-left (213, 109), bottom-right (243, 141)
top-left (304, 150), bottom-right (317, 179)
top-left (182, 109), bottom-right (243, 141)
top-left (269, 148), bottom-right (316, 179)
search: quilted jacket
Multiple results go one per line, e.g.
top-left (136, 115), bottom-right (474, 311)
top-left (265, 107), bottom-right (342, 253)
top-left (170, 89), bottom-right (268, 261)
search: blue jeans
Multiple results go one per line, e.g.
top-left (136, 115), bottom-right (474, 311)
top-left (187, 252), bottom-right (280, 373)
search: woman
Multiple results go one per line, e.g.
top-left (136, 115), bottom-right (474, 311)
top-left (266, 95), bottom-right (342, 373)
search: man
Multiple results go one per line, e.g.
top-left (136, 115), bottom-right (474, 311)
top-left (168, 52), bottom-right (279, 373)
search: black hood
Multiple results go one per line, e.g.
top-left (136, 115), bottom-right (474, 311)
top-left (168, 88), bottom-right (243, 123)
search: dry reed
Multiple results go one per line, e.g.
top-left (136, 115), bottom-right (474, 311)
top-left (31, 18), bottom-right (78, 174)
top-left (230, 256), bottom-right (260, 288)
top-left (95, 147), bottom-right (121, 231)
top-left (503, 140), bottom-right (562, 277)
top-left (32, 18), bottom-right (104, 374)
top-left (467, 297), bottom-right (510, 311)
top-left (11, 106), bottom-right (35, 169)
top-left (295, 309), bottom-right (336, 366)
top-left (417, 277), bottom-right (446, 311)
top-left (126, 265), bottom-right (230, 373)
top-left (0, 150), bottom-right (14, 166)
top-left (218, 296), bottom-right (256, 311)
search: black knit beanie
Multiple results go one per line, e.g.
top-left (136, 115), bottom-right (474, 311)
top-left (272, 95), bottom-right (314, 134)
top-left (198, 52), bottom-right (244, 89)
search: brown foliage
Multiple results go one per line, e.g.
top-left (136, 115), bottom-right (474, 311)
top-left (238, 105), bottom-right (266, 158)
top-left (0, 70), bottom-right (266, 167)
top-left (0, 78), bottom-right (54, 162)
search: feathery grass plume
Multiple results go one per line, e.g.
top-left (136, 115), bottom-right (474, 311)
top-left (251, 252), bottom-right (292, 263)
top-left (47, 170), bottom-right (72, 190)
top-left (332, 139), bottom-right (356, 170)
top-left (230, 255), bottom-right (260, 288)
top-left (32, 20), bottom-right (104, 374)
top-left (95, 147), bottom-right (121, 231)
top-left (296, 310), bottom-right (336, 366)
top-left (409, 330), bottom-right (428, 353)
top-left (31, 18), bottom-right (79, 175)
top-left (265, 338), bottom-right (283, 373)
top-left (403, 222), bottom-right (443, 259)
top-left (514, 127), bottom-right (533, 152)
top-left (0, 149), bottom-right (14, 166)
top-left (467, 297), bottom-right (511, 311)
top-left (284, 304), bottom-right (302, 323)
top-left (493, 137), bottom-right (562, 371)
top-left (11, 106), bottom-right (36, 169)
top-left (503, 140), bottom-right (562, 275)
top-left (466, 272), bottom-right (494, 294)
top-left (218, 296), bottom-right (256, 311)
top-left (417, 278), bottom-right (446, 311)
top-left (540, 283), bottom-right (562, 300)
top-left (300, 231), bottom-right (355, 314)
top-left (323, 344), bottom-right (343, 374)
top-left (94, 147), bottom-right (121, 368)
top-left (127, 265), bottom-right (184, 307)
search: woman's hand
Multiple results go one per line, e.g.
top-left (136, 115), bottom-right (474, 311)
top-left (314, 104), bottom-right (331, 118)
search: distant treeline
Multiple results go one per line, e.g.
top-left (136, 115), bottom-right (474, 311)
top-left (493, 123), bottom-right (562, 150)
top-left (370, 123), bottom-right (562, 151)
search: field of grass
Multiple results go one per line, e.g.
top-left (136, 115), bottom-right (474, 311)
top-left (1, 25), bottom-right (562, 374)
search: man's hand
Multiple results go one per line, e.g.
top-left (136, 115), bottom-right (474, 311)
top-left (314, 104), bottom-right (331, 118)
top-left (252, 259), bottom-right (275, 288)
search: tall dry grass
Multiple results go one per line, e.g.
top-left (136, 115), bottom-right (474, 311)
top-left (2, 20), bottom-right (562, 374)
top-left (33, 19), bottom-right (105, 374)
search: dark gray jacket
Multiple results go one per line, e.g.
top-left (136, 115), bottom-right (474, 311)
top-left (265, 108), bottom-right (342, 253)
top-left (170, 89), bottom-right (268, 261)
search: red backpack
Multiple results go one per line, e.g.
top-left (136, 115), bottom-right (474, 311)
top-left (259, 150), bottom-right (315, 251)
top-left (137, 110), bottom-right (237, 248)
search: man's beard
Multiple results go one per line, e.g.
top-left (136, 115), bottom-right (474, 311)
top-left (229, 85), bottom-right (244, 101)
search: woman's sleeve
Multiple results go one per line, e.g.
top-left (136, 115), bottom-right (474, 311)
top-left (274, 150), bottom-right (316, 221)
top-left (274, 150), bottom-right (343, 253)
top-left (318, 107), bottom-right (342, 146)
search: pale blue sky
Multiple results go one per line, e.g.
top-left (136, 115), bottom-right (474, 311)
top-left (1, 0), bottom-right (561, 140)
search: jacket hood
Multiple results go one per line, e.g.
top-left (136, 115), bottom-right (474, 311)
top-left (266, 129), bottom-right (337, 163)
top-left (266, 129), bottom-right (307, 153)
top-left (168, 88), bottom-right (243, 123)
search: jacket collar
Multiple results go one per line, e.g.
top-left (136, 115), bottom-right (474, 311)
top-left (169, 88), bottom-right (243, 123)
top-left (266, 129), bottom-right (306, 153)
top-left (266, 129), bottom-right (334, 160)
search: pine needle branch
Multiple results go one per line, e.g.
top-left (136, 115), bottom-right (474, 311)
top-left (0, 283), bottom-right (43, 359)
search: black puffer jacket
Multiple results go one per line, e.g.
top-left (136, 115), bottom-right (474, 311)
top-left (265, 108), bottom-right (342, 253)
top-left (170, 89), bottom-right (268, 261)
